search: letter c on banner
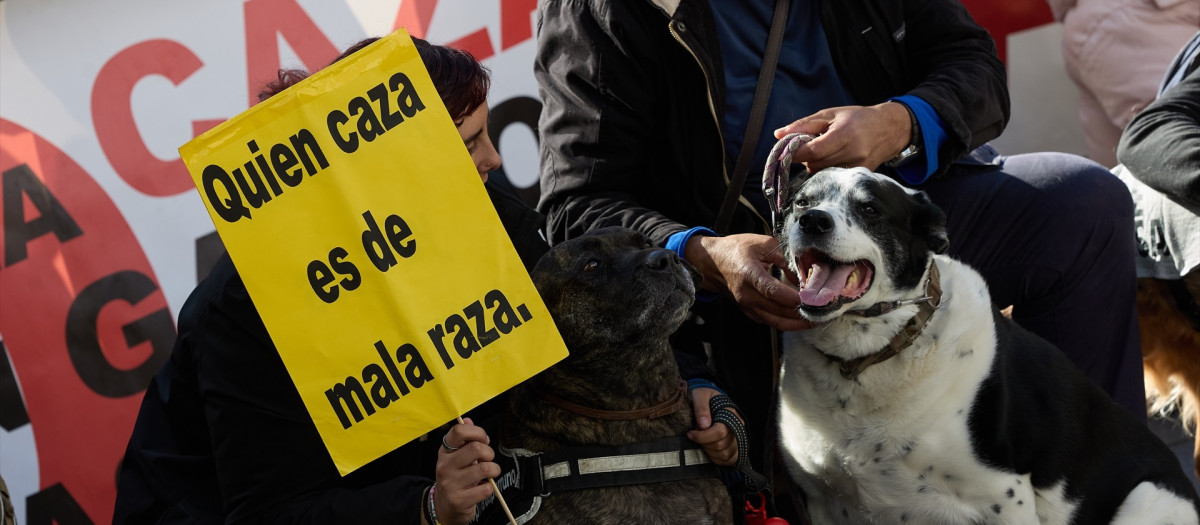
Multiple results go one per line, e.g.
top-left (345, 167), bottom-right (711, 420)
top-left (92, 39), bottom-right (204, 197)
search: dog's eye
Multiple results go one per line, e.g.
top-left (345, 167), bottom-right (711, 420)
top-left (861, 203), bottom-right (879, 216)
top-left (795, 198), bottom-right (810, 208)
top-left (583, 260), bottom-right (600, 272)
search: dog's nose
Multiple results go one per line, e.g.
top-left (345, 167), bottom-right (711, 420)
top-left (646, 249), bottom-right (676, 271)
top-left (799, 209), bottom-right (834, 235)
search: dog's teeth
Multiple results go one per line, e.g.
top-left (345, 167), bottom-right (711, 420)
top-left (845, 269), bottom-right (858, 291)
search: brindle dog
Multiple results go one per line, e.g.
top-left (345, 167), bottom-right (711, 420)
top-left (502, 227), bottom-right (732, 525)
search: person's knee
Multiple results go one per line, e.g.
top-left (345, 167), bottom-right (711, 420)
top-left (1027, 152), bottom-right (1133, 219)
top-left (1069, 157), bottom-right (1133, 219)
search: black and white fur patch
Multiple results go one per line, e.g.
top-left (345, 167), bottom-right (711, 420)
top-left (776, 167), bottom-right (1200, 524)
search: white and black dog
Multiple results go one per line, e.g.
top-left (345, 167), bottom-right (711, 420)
top-left (774, 166), bottom-right (1200, 524)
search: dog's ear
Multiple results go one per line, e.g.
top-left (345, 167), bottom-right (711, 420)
top-left (912, 191), bottom-right (950, 254)
top-left (786, 165), bottom-right (812, 200)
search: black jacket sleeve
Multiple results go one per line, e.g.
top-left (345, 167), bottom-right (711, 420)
top-left (1118, 64), bottom-right (1200, 210)
top-left (535, 0), bottom-right (711, 246)
top-left (900, 0), bottom-right (1009, 171)
top-left (535, 0), bottom-right (1010, 248)
top-left (193, 260), bottom-right (430, 524)
top-left (822, 0), bottom-right (1009, 179)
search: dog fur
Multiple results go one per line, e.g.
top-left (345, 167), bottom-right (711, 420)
top-left (775, 167), bottom-right (1200, 524)
top-left (501, 227), bottom-right (732, 525)
top-left (1140, 275), bottom-right (1200, 478)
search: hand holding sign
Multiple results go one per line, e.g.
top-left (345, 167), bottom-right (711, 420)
top-left (180, 30), bottom-right (566, 499)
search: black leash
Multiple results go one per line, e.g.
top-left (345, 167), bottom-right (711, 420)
top-left (709, 393), bottom-right (770, 494)
top-left (714, 0), bottom-right (793, 234)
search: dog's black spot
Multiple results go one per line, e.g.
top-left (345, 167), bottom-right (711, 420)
top-left (859, 460), bottom-right (867, 467)
top-left (1017, 500), bottom-right (1023, 505)
top-left (873, 457), bottom-right (881, 463)
top-left (902, 442), bottom-right (915, 455)
top-left (957, 349), bottom-right (974, 358)
top-left (1016, 479), bottom-right (1022, 485)
top-left (918, 486), bottom-right (927, 493)
top-left (1006, 488), bottom-right (1015, 498)
top-left (944, 474), bottom-right (954, 481)
top-left (880, 468), bottom-right (894, 477)
top-left (857, 322), bottom-right (870, 333)
top-left (900, 513), bottom-right (908, 523)
top-left (957, 409), bottom-right (964, 415)
top-left (839, 397), bottom-right (848, 409)
top-left (875, 443), bottom-right (884, 453)
top-left (918, 474), bottom-right (926, 481)
top-left (992, 504), bottom-right (1002, 514)
top-left (925, 465), bottom-right (934, 473)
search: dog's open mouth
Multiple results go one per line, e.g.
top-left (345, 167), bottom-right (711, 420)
top-left (795, 248), bottom-right (874, 311)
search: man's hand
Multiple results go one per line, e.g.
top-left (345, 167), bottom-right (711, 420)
top-left (773, 102), bottom-right (912, 173)
top-left (686, 387), bottom-right (739, 466)
top-left (685, 233), bottom-right (817, 331)
top-left (433, 419), bottom-right (501, 525)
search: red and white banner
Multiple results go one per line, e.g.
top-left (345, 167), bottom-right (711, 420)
top-left (0, 0), bottom-right (1076, 523)
top-left (0, 1), bottom-right (542, 523)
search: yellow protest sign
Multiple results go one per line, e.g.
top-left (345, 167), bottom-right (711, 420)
top-left (178, 30), bottom-right (568, 476)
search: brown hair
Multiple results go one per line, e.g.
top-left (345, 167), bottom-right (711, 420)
top-left (257, 36), bottom-right (490, 123)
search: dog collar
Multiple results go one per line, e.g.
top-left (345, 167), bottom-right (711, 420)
top-left (820, 261), bottom-right (942, 381)
top-left (844, 261), bottom-right (942, 319)
top-left (536, 380), bottom-right (688, 420)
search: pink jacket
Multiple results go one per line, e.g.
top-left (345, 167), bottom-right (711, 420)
top-left (1050, 0), bottom-right (1199, 167)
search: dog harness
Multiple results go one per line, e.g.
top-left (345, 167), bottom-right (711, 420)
top-left (469, 437), bottom-right (722, 524)
top-left (471, 382), bottom-right (772, 524)
top-left (470, 384), bottom-right (731, 525)
top-left (820, 261), bottom-right (943, 380)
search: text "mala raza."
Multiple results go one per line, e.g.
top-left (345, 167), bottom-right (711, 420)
top-left (325, 290), bottom-right (534, 429)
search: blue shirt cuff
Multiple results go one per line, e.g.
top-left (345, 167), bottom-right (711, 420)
top-left (666, 227), bottom-right (719, 302)
top-left (666, 227), bottom-right (716, 258)
top-left (687, 378), bottom-right (727, 396)
top-left (889, 95), bottom-right (947, 185)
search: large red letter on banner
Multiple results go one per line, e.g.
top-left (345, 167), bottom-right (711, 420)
top-left (1, 118), bottom-right (172, 524)
top-left (500, 0), bottom-right (537, 50)
top-left (244, 0), bottom-right (340, 107)
top-left (91, 39), bottom-right (204, 197)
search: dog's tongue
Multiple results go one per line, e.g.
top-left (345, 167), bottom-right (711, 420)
top-left (799, 262), bottom-right (858, 307)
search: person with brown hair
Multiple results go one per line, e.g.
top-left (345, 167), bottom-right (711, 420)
top-left (116, 37), bottom-right (533, 525)
top-left (116, 33), bottom-right (738, 524)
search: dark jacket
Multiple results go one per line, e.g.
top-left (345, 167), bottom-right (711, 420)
top-left (1118, 37), bottom-right (1200, 211)
top-left (535, 0), bottom-right (1009, 246)
top-left (533, 0), bottom-right (1009, 473)
top-left (113, 182), bottom-right (548, 524)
